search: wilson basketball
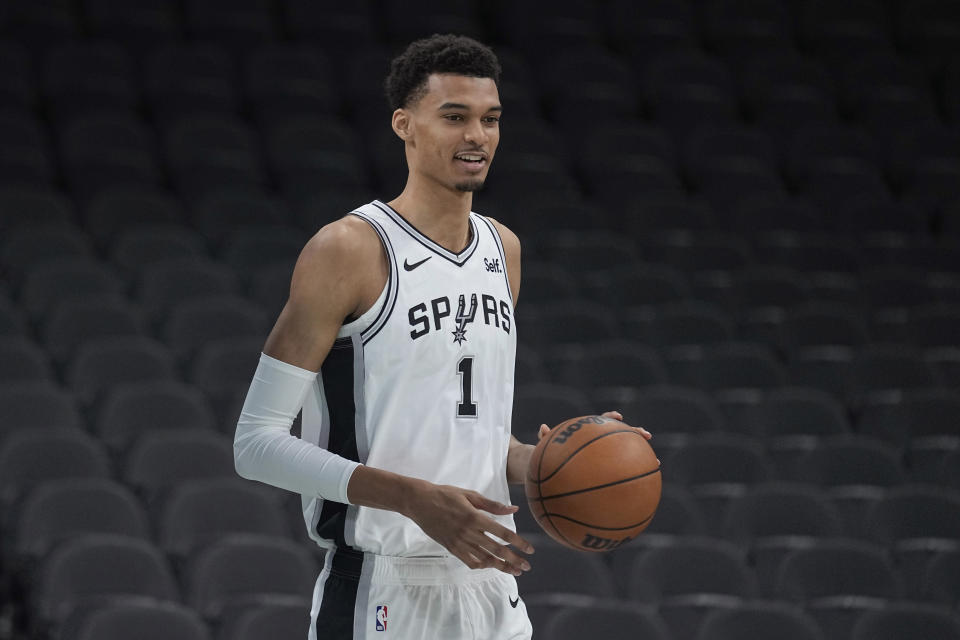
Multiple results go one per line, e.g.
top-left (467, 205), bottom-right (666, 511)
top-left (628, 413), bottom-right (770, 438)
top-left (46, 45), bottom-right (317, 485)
top-left (525, 415), bottom-right (661, 552)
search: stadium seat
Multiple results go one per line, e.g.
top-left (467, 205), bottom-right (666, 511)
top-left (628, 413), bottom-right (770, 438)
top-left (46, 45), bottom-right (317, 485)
top-left (158, 478), bottom-right (289, 559)
top-left (136, 258), bottom-right (241, 321)
top-left (13, 479), bottom-right (151, 561)
top-left (2, 224), bottom-right (95, 279)
top-left (66, 337), bottom-right (179, 405)
top-left (123, 430), bottom-right (234, 501)
top-left (0, 338), bottom-right (54, 385)
top-left (144, 43), bottom-right (239, 122)
top-left (264, 118), bottom-right (367, 195)
top-left (0, 187), bottom-right (76, 234)
top-left (516, 535), bottom-right (617, 598)
top-left (605, 0), bottom-right (698, 57)
top-left (797, 436), bottom-right (907, 488)
top-left (722, 483), bottom-right (843, 541)
top-left (84, 0), bottom-right (182, 53)
top-left (543, 606), bottom-right (673, 640)
top-left (0, 428), bottom-right (110, 504)
top-left (381, 0), bottom-right (484, 45)
top-left (775, 539), bottom-right (903, 602)
top-left (511, 383), bottom-right (591, 441)
top-left (59, 113), bottom-right (161, 197)
top-left (629, 537), bottom-right (756, 640)
top-left (192, 189), bottom-right (292, 243)
top-left (667, 433), bottom-right (772, 488)
top-left (922, 550), bottom-right (960, 605)
top-left (185, 534), bottom-right (316, 622)
top-left (541, 48), bottom-right (640, 127)
top-left (164, 296), bottom-right (267, 359)
top-left (582, 263), bottom-right (691, 308)
top-left (33, 534), bottom-right (180, 628)
top-left (163, 115), bottom-right (266, 196)
top-left (42, 42), bottom-right (137, 122)
top-left (846, 344), bottom-right (940, 405)
top-left (20, 258), bottom-right (124, 319)
top-left (220, 226), bottom-right (306, 276)
top-left (111, 225), bottom-right (210, 273)
top-left (695, 601), bottom-right (825, 640)
top-left (183, 0), bottom-right (276, 52)
top-left (217, 601), bottom-right (311, 640)
top-left (850, 603), bottom-right (960, 640)
top-left (41, 298), bottom-right (145, 362)
top-left (279, 0), bottom-right (377, 50)
top-left (700, 0), bottom-right (794, 60)
top-left (0, 40), bottom-right (36, 110)
top-left (554, 341), bottom-right (668, 390)
top-left (244, 45), bottom-right (337, 122)
top-left (649, 302), bottom-right (736, 347)
top-left (83, 187), bottom-right (185, 244)
top-left (664, 342), bottom-right (787, 392)
top-left (96, 381), bottom-right (218, 453)
top-left (67, 601), bottom-right (210, 640)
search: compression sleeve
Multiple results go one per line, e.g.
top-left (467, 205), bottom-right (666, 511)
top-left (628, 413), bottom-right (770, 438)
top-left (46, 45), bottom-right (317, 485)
top-left (234, 352), bottom-right (360, 504)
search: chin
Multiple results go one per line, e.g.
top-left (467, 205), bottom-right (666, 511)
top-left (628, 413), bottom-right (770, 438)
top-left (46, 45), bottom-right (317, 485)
top-left (454, 179), bottom-right (485, 192)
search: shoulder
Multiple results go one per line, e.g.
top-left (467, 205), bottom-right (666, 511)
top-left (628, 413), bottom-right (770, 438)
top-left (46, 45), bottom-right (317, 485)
top-left (483, 216), bottom-right (521, 262)
top-left (290, 214), bottom-right (386, 306)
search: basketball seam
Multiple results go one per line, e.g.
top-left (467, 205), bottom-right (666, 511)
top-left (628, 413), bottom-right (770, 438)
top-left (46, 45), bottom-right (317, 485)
top-left (537, 466), bottom-right (663, 501)
top-left (540, 509), bottom-right (658, 531)
top-left (536, 418), bottom-right (579, 549)
top-left (529, 429), bottom-right (652, 484)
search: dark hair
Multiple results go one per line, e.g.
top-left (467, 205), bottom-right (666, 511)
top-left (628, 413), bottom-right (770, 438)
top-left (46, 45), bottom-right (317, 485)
top-left (384, 34), bottom-right (501, 111)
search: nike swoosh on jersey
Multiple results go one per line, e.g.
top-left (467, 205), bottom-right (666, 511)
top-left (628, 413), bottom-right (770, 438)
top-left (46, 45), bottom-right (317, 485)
top-left (403, 256), bottom-right (432, 271)
top-left (509, 596), bottom-right (520, 608)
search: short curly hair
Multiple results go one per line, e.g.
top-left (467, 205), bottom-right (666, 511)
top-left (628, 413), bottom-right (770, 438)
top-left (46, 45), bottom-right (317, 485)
top-left (385, 34), bottom-right (501, 111)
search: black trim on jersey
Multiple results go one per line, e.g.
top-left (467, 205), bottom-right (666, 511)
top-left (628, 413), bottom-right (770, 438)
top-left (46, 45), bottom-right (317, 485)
top-left (372, 200), bottom-right (479, 267)
top-left (349, 210), bottom-right (400, 346)
top-left (315, 338), bottom-right (361, 549)
top-left (477, 215), bottom-right (514, 304)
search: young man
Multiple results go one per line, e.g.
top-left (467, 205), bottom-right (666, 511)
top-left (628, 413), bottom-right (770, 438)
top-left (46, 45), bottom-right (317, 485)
top-left (234, 34), bottom-right (649, 639)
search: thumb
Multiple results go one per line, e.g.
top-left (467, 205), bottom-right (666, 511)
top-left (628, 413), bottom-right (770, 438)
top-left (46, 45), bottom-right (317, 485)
top-left (537, 424), bottom-right (550, 440)
top-left (468, 492), bottom-right (518, 515)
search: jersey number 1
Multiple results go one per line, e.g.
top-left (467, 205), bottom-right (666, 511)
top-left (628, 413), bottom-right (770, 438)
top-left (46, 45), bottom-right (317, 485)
top-left (457, 356), bottom-right (478, 418)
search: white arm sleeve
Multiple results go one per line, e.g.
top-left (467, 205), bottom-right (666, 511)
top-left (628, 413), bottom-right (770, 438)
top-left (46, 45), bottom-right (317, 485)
top-left (234, 352), bottom-right (360, 504)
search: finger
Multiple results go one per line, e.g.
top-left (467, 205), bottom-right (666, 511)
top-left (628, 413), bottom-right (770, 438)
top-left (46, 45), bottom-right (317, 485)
top-left (537, 424), bottom-right (550, 440)
top-left (484, 522), bottom-right (535, 555)
top-left (474, 539), bottom-right (531, 576)
top-left (635, 426), bottom-right (653, 440)
top-left (468, 492), bottom-right (519, 516)
top-left (601, 410), bottom-right (623, 421)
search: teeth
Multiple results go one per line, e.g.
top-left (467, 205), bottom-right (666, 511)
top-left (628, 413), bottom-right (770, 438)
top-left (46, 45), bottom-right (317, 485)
top-left (457, 155), bottom-right (483, 161)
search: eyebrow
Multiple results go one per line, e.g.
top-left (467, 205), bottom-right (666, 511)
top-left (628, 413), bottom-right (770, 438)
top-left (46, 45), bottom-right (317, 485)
top-left (437, 102), bottom-right (503, 112)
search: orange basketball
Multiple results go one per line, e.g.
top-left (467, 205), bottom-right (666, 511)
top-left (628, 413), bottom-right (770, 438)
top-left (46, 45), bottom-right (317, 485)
top-left (525, 415), bottom-right (662, 552)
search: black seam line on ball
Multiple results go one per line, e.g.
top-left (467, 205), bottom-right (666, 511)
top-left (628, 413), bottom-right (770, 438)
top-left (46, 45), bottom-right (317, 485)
top-left (534, 429), bottom-right (652, 484)
top-left (538, 510), bottom-right (658, 531)
top-left (537, 465), bottom-right (662, 501)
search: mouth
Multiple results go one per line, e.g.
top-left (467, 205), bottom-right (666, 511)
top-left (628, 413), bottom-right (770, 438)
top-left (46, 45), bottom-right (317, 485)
top-left (454, 152), bottom-right (488, 173)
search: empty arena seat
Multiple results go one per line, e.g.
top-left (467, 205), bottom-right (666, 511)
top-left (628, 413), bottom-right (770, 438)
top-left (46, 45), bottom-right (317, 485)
top-left (516, 535), bottom-right (616, 598)
top-left (722, 483), bottom-right (843, 541)
top-left (111, 225), bottom-right (210, 273)
top-left (41, 42), bottom-right (137, 121)
top-left (83, 187), bottom-right (185, 244)
top-left (279, 0), bottom-right (377, 49)
top-left (192, 189), bottom-right (292, 243)
top-left (0, 40), bottom-right (36, 110)
top-left (613, 385), bottom-right (725, 437)
top-left (164, 296), bottom-right (268, 358)
top-left (42, 298), bottom-right (146, 362)
top-left (20, 258), bottom-right (124, 319)
top-left (137, 257), bottom-right (241, 320)
top-left (84, 0), bottom-right (182, 53)
top-left (511, 383), bottom-right (591, 440)
top-left (850, 603), bottom-right (960, 640)
top-left (846, 344), bottom-right (940, 404)
top-left (667, 433), bottom-right (772, 488)
top-left (123, 430), bottom-right (234, 500)
top-left (0, 187), bottom-right (76, 233)
top-left (695, 601), bottom-right (826, 640)
top-left (665, 342), bottom-right (787, 392)
top-left (0, 428), bottom-right (110, 503)
top-left (163, 115), bottom-right (265, 195)
top-left (544, 606), bottom-right (673, 640)
top-left (797, 436), bottom-right (907, 488)
top-left (158, 478), bottom-right (289, 559)
top-left (865, 485), bottom-right (960, 546)
top-left (582, 263), bottom-right (692, 308)
top-left (264, 118), bottom-right (367, 194)
top-left (144, 43), bottom-right (238, 122)
top-left (185, 534), bottom-right (316, 621)
top-left (2, 224), bottom-right (95, 277)
top-left (922, 550), bottom-right (960, 605)
top-left (66, 337), bottom-right (179, 404)
top-left (244, 44), bottom-right (337, 122)
top-left (96, 380), bottom-right (217, 452)
top-left (775, 538), bottom-right (903, 602)
top-left (34, 534), bottom-right (180, 627)
top-left (649, 302), bottom-right (735, 347)
top-left (0, 382), bottom-right (82, 435)
top-left (779, 302), bottom-right (872, 353)
top-left (217, 601), bottom-right (311, 640)
top-left (555, 341), bottom-right (668, 390)
top-left (183, 0), bottom-right (276, 51)
top-left (67, 601), bottom-right (211, 640)
top-left (0, 338), bottom-right (54, 385)
top-left (13, 479), bottom-right (151, 561)
top-left (220, 226), bottom-right (306, 275)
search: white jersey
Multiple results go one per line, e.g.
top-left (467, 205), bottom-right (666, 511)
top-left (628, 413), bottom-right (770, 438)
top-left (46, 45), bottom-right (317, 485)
top-left (300, 200), bottom-right (518, 557)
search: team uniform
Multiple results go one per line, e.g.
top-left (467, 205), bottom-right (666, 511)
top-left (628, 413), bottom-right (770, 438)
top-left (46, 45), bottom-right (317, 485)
top-left (299, 201), bottom-right (532, 639)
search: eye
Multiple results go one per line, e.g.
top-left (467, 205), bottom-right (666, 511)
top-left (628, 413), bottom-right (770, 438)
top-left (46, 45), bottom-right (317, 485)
top-left (484, 116), bottom-right (501, 124)
top-left (444, 114), bottom-right (464, 121)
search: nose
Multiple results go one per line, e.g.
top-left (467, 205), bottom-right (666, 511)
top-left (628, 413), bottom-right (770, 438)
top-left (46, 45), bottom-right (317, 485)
top-left (464, 118), bottom-right (488, 146)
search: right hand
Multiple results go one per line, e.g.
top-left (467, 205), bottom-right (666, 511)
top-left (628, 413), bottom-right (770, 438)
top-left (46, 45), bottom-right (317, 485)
top-left (405, 482), bottom-right (535, 576)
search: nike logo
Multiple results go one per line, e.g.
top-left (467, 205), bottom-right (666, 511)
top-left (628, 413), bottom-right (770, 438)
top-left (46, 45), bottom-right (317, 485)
top-left (403, 256), bottom-right (432, 271)
top-left (509, 596), bottom-right (520, 608)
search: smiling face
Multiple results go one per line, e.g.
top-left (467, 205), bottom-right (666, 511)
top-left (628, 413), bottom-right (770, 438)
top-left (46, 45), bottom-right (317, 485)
top-left (393, 73), bottom-right (502, 194)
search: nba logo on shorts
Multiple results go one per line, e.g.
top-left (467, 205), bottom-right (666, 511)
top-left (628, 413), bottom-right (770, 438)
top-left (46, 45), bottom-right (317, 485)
top-left (376, 605), bottom-right (387, 631)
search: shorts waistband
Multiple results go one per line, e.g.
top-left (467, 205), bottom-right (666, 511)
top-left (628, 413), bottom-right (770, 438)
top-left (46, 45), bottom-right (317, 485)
top-left (328, 547), bottom-right (503, 585)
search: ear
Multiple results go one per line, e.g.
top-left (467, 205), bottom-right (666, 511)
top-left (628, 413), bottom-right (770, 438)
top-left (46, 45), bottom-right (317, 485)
top-left (391, 109), bottom-right (412, 141)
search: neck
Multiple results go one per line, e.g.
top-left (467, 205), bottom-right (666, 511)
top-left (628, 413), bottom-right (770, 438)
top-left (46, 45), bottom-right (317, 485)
top-left (387, 175), bottom-right (474, 253)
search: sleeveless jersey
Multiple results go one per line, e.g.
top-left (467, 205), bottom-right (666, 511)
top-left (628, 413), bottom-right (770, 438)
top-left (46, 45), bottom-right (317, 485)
top-left (300, 200), bottom-right (518, 557)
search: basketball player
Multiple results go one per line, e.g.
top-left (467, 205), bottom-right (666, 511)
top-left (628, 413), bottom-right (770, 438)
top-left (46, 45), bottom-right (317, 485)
top-left (234, 34), bottom-right (651, 639)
